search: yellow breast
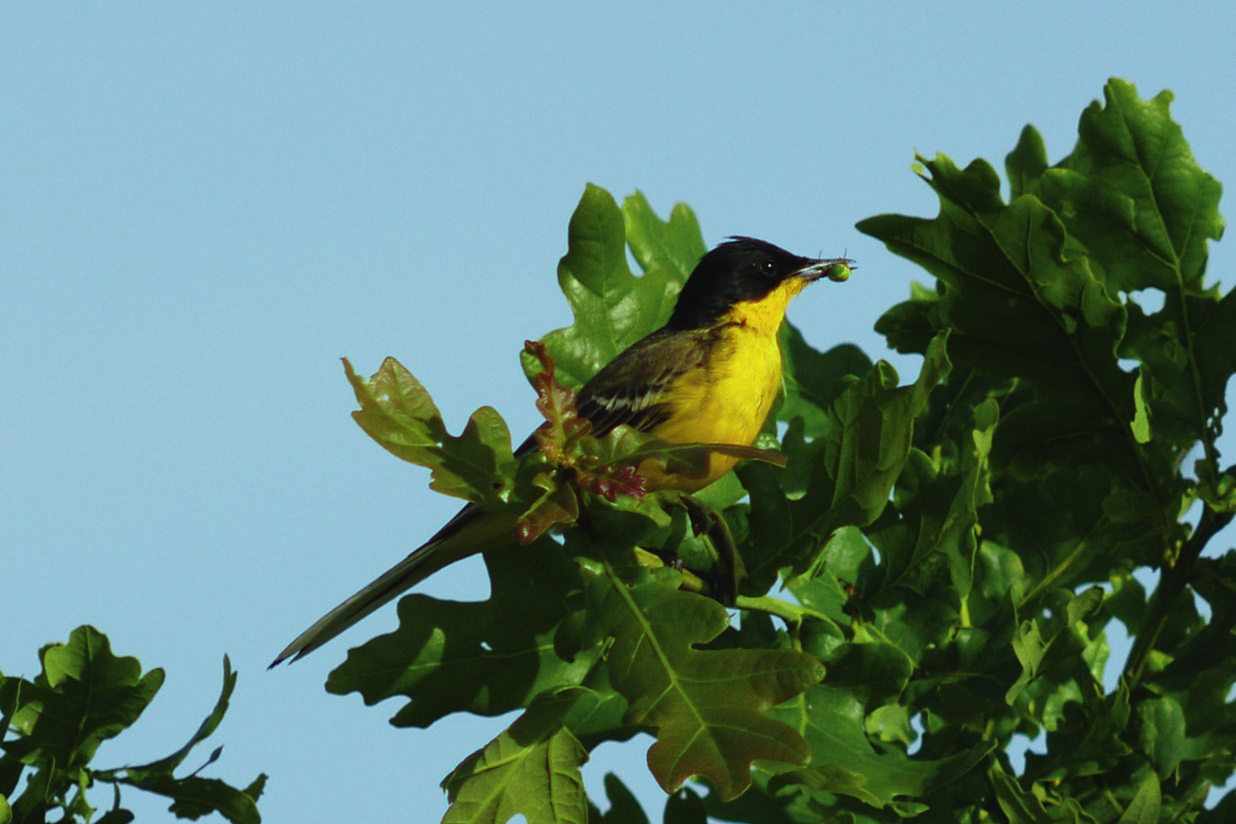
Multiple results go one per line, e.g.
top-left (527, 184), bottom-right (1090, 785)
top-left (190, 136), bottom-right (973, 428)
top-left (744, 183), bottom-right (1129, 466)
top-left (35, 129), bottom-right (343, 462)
top-left (639, 281), bottom-right (799, 492)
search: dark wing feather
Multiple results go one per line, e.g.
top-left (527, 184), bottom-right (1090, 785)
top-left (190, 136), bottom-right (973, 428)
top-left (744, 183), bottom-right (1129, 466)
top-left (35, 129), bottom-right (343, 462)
top-left (575, 328), bottom-right (701, 436)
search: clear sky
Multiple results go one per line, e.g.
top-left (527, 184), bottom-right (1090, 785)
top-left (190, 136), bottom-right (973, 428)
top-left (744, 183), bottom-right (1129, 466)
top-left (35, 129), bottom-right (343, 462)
top-left (4, 3), bottom-right (1235, 821)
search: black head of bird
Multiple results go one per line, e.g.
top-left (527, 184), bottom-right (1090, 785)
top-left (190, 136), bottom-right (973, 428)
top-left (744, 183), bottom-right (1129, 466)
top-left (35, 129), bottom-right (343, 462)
top-left (666, 236), bottom-right (849, 330)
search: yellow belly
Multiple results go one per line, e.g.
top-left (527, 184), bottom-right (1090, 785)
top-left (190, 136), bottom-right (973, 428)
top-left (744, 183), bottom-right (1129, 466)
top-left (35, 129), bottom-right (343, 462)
top-left (639, 324), bottom-right (783, 492)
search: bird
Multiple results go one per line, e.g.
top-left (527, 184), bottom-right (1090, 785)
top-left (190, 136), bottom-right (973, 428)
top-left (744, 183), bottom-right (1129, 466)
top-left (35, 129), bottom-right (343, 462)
top-left (271, 237), bottom-right (852, 666)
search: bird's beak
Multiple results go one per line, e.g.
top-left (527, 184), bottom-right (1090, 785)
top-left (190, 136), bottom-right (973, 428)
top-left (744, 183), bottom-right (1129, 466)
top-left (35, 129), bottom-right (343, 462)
top-left (792, 257), bottom-right (855, 284)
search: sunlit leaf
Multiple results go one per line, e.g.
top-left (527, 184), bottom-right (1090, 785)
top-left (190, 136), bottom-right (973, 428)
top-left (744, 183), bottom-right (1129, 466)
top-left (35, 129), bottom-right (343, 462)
top-left (522, 186), bottom-right (700, 390)
top-left (345, 356), bottom-right (518, 508)
top-left (5, 627), bottom-right (163, 769)
top-left (442, 693), bottom-right (590, 824)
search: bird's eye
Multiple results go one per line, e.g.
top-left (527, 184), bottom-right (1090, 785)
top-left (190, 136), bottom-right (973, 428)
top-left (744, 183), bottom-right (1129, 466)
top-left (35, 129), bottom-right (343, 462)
top-left (760, 259), bottom-right (778, 277)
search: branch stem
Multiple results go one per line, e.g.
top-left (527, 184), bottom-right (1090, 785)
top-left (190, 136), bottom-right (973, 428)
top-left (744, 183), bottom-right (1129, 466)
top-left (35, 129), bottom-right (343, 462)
top-left (1122, 502), bottom-right (1234, 687)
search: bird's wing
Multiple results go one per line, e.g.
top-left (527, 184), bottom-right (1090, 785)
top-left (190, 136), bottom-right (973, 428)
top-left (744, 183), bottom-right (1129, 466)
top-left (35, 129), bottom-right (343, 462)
top-left (575, 329), bottom-right (702, 436)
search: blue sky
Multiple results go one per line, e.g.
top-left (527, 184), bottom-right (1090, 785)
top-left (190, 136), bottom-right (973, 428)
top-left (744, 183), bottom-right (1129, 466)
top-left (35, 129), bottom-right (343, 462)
top-left (3, 3), bottom-right (1235, 821)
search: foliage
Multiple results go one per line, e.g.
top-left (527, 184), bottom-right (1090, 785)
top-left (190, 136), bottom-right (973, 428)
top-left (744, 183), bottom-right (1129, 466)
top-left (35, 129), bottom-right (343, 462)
top-left (1, 626), bottom-right (264, 824)
top-left (322, 78), bottom-right (1235, 822)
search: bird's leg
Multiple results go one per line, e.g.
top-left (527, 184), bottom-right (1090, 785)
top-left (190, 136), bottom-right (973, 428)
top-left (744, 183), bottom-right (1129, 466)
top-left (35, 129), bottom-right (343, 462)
top-left (630, 494), bottom-right (746, 605)
top-left (676, 493), bottom-right (746, 606)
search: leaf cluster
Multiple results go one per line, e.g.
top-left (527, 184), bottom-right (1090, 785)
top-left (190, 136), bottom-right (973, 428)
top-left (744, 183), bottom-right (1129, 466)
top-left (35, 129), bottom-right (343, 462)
top-left (316, 79), bottom-right (1235, 824)
top-left (1, 626), bottom-right (264, 824)
top-left (323, 186), bottom-right (943, 822)
top-left (849, 78), bottom-right (1236, 822)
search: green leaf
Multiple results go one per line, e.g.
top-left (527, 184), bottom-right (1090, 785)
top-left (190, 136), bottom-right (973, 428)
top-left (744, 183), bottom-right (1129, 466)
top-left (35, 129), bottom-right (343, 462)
top-left (1137, 696), bottom-right (1186, 778)
top-left (124, 656), bottom-right (239, 777)
top-left (1006, 125), bottom-right (1049, 201)
top-left (854, 82), bottom-right (1236, 670)
top-left (1006, 586), bottom-right (1104, 705)
top-left (1130, 371), bottom-right (1151, 444)
top-left (110, 657), bottom-right (265, 823)
top-left (858, 126), bottom-right (1190, 557)
top-left (875, 280), bottom-right (944, 357)
top-left (442, 693), bottom-right (590, 824)
top-left (586, 773), bottom-right (650, 824)
top-left (1049, 75), bottom-right (1236, 514)
top-left (989, 762), bottom-right (1054, 824)
top-left (743, 333), bottom-right (950, 590)
top-left (345, 357), bottom-right (518, 509)
top-left (309, 83), bottom-right (1236, 821)
top-left (577, 513), bottom-right (824, 800)
top-left (1124, 287), bottom-right (1236, 457)
top-left (1041, 80), bottom-right (1223, 297)
top-left (1116, 773), bottom-right (1161, 824)
top-left (785, 526), bottom-right (873, 626)
top-left (1022, 680), bottom-right (1132, 782)
top-left (5, 626), bottom-right (164, 769)
top-left (523, 185), bottom-right (700, 390)
top-left (94, 809), bottom-right (136, 824)
top-left (326, 538), bottom-right (599, 728)
top-left (662, 786), bottom-right (709, 824)
top-left (1, 629), bottom-right (260, 824)
top-left (768, 631), bottom-right (992, 812)
top-left (866, 397), bottom-right (996, 608)
top-left (777, 324), bottom-right (873, 439)
top-left (859, 152), bottom-right (1130, 400)
top-left (122, 774), bottom-right (262, 824)
top-left (622, 190), bottom-right (708, 302)
top-left (1197, 787), bottom-right (1236, 824)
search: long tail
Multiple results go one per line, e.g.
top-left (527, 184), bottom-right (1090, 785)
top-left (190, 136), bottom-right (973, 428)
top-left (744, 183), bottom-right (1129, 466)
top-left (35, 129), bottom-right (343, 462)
top-left (270, 502), bottom-right (511, 666)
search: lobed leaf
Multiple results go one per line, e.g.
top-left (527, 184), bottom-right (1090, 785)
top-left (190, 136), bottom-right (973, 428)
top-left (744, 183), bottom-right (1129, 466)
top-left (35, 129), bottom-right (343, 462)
top-left (865, 398), bottom-right (996, 613)
top-left (988, 762), bottom-right (1056, 824)
top-left (1037, 80), bottom-right (1231, 464)
top-left (768, 629), bottom-right (993, 814)
top-left (576, 515), bottom-right (824, 800)
top-left (326, 539), bottom-right (598, 729)
top-left (1, 629), bottom-right (261, 823)
top-left (320, 103), bottom-right (1236, 819)
top-left (441, 693), bottom-right (590, 824)
top-left (522, 186), bottom-right (701, 390)
top-left (345, 357), bottom-right (518, 509)
top-left (4, 626), bottom-right (163, 769)
top-left (123, 656), bottom-right (239, 778)
top-left (1005, 586), bottom-right (1104, 706)
top-left (586, 773), bottom-right (651, 824)
top-left (122, 774), bottom-right (262, 824)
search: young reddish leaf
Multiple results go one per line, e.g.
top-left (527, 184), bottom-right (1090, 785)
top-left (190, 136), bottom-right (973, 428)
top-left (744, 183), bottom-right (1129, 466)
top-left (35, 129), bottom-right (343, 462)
top-left (522, 339), bottom-right (649, 512)
top-left (516, 473), bottom-right (581, 544)
top-left (526, 339), bottom-right (593, 462)
top-left (576, 463), bottom-right (645, 503)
